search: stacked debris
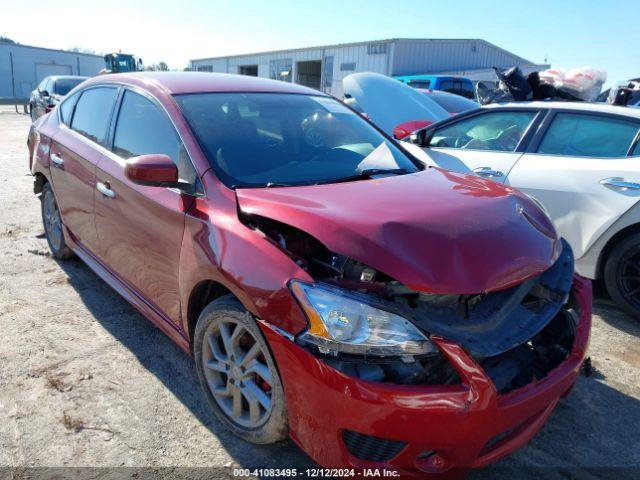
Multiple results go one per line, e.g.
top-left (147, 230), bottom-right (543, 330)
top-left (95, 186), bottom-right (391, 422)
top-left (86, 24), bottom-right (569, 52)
top-left (477, 66), bottom-right (607, 105)
top-left (606, 79), bottom-right (640, 106)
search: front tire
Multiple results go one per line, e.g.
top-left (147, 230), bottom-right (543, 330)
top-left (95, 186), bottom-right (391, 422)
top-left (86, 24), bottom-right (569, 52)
top-left (41, 183), bottom-right (74, 259)
top-left (604, 232), bottom-right (640, 319)
top-left (194, 296), bottom-right (288, 444)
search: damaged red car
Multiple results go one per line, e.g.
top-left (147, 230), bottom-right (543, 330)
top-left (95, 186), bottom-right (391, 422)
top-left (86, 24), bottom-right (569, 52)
top-left (28, 72), bottom-right (591, 477)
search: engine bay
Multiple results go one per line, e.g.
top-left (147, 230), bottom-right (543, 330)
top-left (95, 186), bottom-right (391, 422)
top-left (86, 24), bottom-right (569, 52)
top-left (241, 212), bottom-right (577, 389)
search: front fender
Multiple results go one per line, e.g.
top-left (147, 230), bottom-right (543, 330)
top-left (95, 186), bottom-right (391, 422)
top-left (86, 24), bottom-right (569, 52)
top-left (178, 172), bottom-right (311, 340)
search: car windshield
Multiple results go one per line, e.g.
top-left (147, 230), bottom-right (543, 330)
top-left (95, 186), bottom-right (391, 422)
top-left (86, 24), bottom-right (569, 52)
top-left (175, 93), bottom-right (420, 187)
top-left (53, 78), bottom-right (85, 96)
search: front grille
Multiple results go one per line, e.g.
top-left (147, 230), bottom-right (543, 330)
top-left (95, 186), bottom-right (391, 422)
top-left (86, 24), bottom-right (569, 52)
top-left (342, 430), bottom-right (406, 462)
top-left (409, 239), bottom-right (575, 357)
top-left (478, 307), bottom-right (577, 394)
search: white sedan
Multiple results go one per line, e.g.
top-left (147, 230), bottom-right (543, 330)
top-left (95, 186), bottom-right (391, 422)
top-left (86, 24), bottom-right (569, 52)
top-left (402, 102), bottom-right (640, 318)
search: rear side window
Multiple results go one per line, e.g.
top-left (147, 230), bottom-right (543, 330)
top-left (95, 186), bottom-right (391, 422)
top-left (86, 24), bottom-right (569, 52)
top-left (460, 82), bottom-right (475, 99)
top-left (537, 113), bottom-right (640, 158)
top-left (408, 80), bottom-right (431, 89)
top-left (439, 80), bottom-right (475, 99)
top-left (53, 78), bottom-right (85, 96)
top-left (59, 92), bottom-right (80, 125)
top-left (431, 110), bottom-right (537, 151)
top-left (440, 80), bottom-right (455, 93)
top-left (70, 87), bottom-right (118, 146)
top-left (113, 90), bottom-right (197, 185)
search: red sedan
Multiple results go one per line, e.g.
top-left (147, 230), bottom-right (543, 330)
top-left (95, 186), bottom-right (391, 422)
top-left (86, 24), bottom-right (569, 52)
top-left (28, 72), bottom-right (591, 478)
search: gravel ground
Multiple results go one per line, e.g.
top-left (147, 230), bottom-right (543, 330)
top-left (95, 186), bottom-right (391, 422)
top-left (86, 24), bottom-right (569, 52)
top-left (1, 107), bottom-right (639, 479)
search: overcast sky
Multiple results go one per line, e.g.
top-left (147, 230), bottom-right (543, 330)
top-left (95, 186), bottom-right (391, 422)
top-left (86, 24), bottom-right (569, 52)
top-left (2, 0), bottom-right (638, 85)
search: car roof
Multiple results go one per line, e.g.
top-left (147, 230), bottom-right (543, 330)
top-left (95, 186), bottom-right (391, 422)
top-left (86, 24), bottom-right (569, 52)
top-left (87, 71), bottom-right (323, 96)
top-left (483, 100), bottom-right (640, 119)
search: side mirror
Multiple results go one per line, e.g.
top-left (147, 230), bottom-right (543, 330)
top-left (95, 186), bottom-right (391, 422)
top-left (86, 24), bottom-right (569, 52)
top-left (125, 154), bottom-right (178, 187)
top-left (40, 90), bottom-right (50, 97)
top-left (392, 120), bottom-right (433, 141)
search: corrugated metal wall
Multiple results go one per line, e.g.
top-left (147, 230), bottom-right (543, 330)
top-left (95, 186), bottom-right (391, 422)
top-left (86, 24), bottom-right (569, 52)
top-left (190, 38), bottom-right (538, 97)
top-left (391, 39), bottom-right (532, 76)
top-left (190, 41), bottom-right (392, 97)
top-left (0, 44), bottom-right (103, 99)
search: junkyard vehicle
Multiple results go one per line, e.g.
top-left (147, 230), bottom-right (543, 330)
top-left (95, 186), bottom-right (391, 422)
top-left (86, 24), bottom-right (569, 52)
top-left (343, 73), bottom-right (449, 139)
top-left (28, 72), bottom-right (591, 477)
top-left (29, 76), bottom-right (87, 121)
top-left (101, 53), bottom-right (143, 73)
top-left (597, 78), bottom-right (640, 107)
top-left (402, 101), bottom-right (640, 318)
top-left (417, 89), bottom-right (479, 115)
top-left (395, 74), bottom-right (475, 99)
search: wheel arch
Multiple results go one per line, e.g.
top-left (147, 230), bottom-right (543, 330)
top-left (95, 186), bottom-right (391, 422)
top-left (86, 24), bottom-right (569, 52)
top-left (597, 222), bottom-right (640, 278)
top-left (186, 279), bottom-right (234, 352)
top-left (34, 171), bottom-right (47, 195)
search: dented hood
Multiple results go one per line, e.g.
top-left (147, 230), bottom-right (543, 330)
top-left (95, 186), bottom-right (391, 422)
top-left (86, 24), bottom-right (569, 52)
top-left (236, 168), bottom-right (560, 294)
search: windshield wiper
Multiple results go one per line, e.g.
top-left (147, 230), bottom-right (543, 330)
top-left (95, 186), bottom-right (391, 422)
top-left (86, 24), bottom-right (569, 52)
top-left (315, 168), bottom-right (412, 185)
top-left (265, 182), bottom-right (295, 188)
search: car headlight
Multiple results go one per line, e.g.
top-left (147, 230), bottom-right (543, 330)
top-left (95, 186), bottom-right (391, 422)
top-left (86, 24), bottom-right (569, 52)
top-left (290, 280), bottom-right (436, 356)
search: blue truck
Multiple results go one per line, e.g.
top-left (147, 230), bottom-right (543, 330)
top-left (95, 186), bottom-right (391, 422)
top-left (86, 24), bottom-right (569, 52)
top-left (394, 74), bottom-right (475, 99)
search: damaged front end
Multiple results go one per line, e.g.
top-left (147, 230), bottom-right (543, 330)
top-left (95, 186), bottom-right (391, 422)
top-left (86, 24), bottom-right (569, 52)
top-left (241, 212), bottom-right (578, 392)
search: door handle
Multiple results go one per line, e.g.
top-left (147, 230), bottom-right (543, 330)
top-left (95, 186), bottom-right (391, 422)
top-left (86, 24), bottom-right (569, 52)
top-left (96, 181), bottom-right (115, 198)
top-left (600, 177), bottom-right (640, 191)
top-left (473, 166), bottom-right (504, 178)
top-left (50, 153), bottom-right (64, 168)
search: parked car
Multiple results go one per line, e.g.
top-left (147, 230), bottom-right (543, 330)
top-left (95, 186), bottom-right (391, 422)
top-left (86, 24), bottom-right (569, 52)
top-left (402, 101), bottom-right (640, 318)
top-left (596, 78), bottom-right (640, 107)
top-left (29, 75), bottom-right (87, 121)
top-left (28, 72), bottom-right (591, 476)
top-left (343, 73), bottom-right (449, 139)
top-left (395, 74), bottom-right (475, 99)
top-left (417, 89), bottom-right (479, 114)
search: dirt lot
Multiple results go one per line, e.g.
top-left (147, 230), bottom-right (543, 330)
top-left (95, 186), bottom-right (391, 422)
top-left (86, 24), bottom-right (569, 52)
top-left (1, 106), bottom-right (639, 479)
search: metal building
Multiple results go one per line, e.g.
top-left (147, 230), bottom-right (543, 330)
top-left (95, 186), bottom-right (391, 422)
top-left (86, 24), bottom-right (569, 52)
top-left (190, 38), bottom-right (548, 97)
top-left (0, 43), bottom-right (104, 101)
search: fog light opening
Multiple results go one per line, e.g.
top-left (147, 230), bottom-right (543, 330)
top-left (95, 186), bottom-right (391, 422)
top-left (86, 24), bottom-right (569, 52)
top-left (417, 449), bottom-right (436, 459)
top-left (416, 450), bottom-right (448, 473)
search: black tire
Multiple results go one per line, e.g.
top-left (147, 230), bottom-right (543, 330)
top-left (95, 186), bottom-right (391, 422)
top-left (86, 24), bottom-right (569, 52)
top-left (604, 232), bottom-right (640, 319)
top-left (194, 295), bottom-right (287, 444)
top-left (30, 104), bottom-right (36, 122)
top-left (41, 182), bottom-right (74, 259)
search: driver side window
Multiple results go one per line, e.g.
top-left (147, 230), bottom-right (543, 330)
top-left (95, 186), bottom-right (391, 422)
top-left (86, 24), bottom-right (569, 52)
top-left (431, 111), bottom-right (537, 152)
top-left (113, 90), bottom-right (199, 189)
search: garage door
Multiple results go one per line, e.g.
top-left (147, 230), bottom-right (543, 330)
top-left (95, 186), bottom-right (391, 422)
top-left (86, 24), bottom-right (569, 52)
top-left (35, 63), bottom-right (73, 83)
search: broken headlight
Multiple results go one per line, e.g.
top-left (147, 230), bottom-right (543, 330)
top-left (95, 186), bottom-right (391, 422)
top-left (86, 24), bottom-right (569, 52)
top-left (290, 280), bottom-right (436, 356)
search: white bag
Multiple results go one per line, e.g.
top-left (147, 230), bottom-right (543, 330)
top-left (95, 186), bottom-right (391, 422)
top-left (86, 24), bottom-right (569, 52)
top-left (538, 66), bottom-right (607, 101)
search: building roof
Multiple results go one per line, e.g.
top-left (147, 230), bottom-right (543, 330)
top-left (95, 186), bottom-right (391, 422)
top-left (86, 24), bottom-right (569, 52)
top-left (89, 71), bottom-right (322, 95)
top-left (0, 42), bottom-right (103, 58)
top-left (190, 38), bottom-right (534, 64)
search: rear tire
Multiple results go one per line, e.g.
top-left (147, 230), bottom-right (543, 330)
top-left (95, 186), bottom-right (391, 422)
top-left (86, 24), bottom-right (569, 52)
top-left (41, 182), bottom-right (74, 259)
top-left (194, 296), bottom-right (288, 444)
top-left (604, 232), bottom-right (640, 319)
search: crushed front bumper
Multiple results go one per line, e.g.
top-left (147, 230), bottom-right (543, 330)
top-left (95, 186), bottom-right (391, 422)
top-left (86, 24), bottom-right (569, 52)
top-left (259, 275), bottom-right (591, 478)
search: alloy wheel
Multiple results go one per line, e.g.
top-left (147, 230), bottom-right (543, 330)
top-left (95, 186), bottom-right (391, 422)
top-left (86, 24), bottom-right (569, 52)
top-left (201, 318), bottom-right (274, 429)
top-left (616, 246), bottom-right (640, 311)
top-left (43, 190), bottom-right (63, 251)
